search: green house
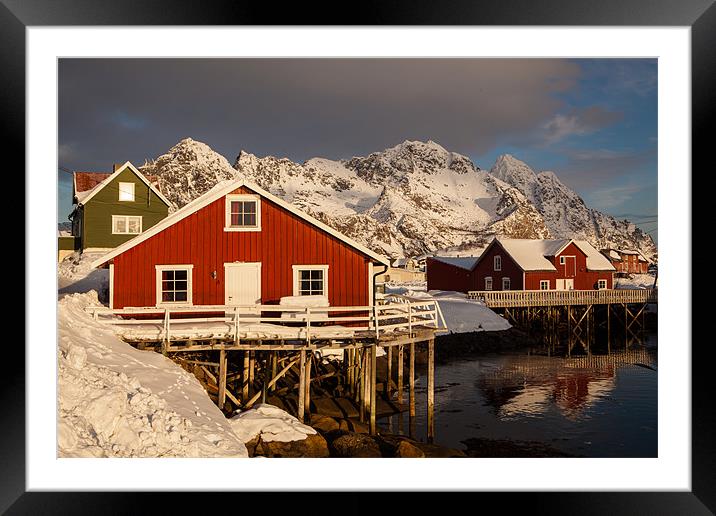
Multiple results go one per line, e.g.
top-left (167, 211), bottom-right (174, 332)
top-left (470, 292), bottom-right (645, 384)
top-left (69, 162), bottom-right (171, 252)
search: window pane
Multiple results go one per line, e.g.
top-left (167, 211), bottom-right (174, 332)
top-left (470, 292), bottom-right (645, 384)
top-left (300, 271), bottom-right (311, 281)
top-left (115, 218), bottom-right (127, 232)
top-left (162, 280), bottom-right (173, 291)
top-left (244, 214), bottom-right (256, 226)
top-left (244, 201), bottom-right (256, 214)
top-left (175, 291), bottom-right (187, 301)
top-left (231, 214), bottom-right (240, 226)
top-left (162, 270), bottom-right (174, 281)
top-left (300, 279), bottom-right (311, 291)
top-left (174, 270), bottom-right (187, 280)
top-left (175, 280), bottom-right (187, 291)
top-left (311, 281), bottom-right (323, 293)
top-left (128, 218), bottom-right (140, 233)
top-left (162, 291), bottom-right (174, 302)
top-left (311, 270), bottom-right (323, 280)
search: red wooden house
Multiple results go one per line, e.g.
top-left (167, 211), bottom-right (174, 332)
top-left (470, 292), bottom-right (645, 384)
top-left (427, 237), bottom-right (615, 293)
top-left (92, 179), bottom-right (390, 310)
top-left (600, 248), bottom-right (649, 274)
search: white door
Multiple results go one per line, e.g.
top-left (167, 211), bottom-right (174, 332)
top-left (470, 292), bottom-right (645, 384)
top-left (556, 279), bottom-right (565, 290)
top-left (565, 278), bottom-right (574, 290)
top-left (225, 263), bottom-right (261, 310)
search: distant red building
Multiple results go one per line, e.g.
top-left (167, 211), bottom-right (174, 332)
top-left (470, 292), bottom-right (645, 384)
top-left (92, 179), bottom-right (389, 310)
top-left (427, 238), bottom-right (615, 293)
top-left (600, 248), bottom-right (649, 274)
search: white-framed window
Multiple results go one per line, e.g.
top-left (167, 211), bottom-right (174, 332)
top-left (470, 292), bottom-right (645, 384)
top-left (155, 265), bottom-right (193, 305)
top-left (292, 265), bottom-right (329, 297)
top-left (484, 276), bottom-right (493, 291)
top-left (112, 215), bottom-right (142, 234)
top-left (559, 256), bottom-right (565, 265)
top-left (494, 255), bottom-right (502, 271)
top-left (540, 280), bottom-right (550, 290)
top-left (597, 279), bottom-right (608, 290)
top-left (502, 277), bottom-right (511, 291)
top-left (118, 182), bottom-right (135, 201)
top-left (225, 194), bottom-right (261, 231)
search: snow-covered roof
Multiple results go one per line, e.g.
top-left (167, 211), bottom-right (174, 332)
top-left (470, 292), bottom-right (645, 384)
top-left (495, 238), bottom-right (573, 271)
top-left (573, 240), bottom-right (616, 271)
top-left (430, 256), bottom-right (481, 270)
top-left (607, 249), bottom-right (622, 260)
top-left (392, 257), bottom-right (410, 267)
top-left (92, 178), bottom-right (390, 268)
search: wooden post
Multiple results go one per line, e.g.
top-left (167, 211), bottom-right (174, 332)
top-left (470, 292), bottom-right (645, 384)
top-left (270, 351), bottom-right (278, 392)
top-left (370, 344), bottom-right (377, 435)
top-left (304, 352), bottom-right (312, 420)
top-left (624, 303), bottom-right (628, 347)
top-left (397, 344), bottom-right (404, 404)
top-left (363, 348), bottom-right (371, 422)
top-left (218, 349), bottom-right (227, 410)
top-left (386, 346), bottom-right (393, 396)
top-left (409, 342), bottom-right (415, 419)
top-left (242, 350), bottom-right (250, 401)
top-left (249, 350), bottom-right (255, 392)
top-left (298, 350), bottom-right (306, 423)
top-left (607, 303), bottom-right (611, 348)
top-left (427, 338), bottom-right (435, 443)
top-left (358, 349), bottom-right (365, 422)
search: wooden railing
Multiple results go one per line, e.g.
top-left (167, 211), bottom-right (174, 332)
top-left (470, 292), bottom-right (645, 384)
top-left (85, 299), bottom-right (447, 343)
top-left (466, 288), bottom-right (658, 308)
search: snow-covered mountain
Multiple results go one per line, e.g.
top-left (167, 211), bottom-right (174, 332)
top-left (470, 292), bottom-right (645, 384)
top-left (139, 138), bottom-right (656, 262)
top-left (491, 154), bottom-right (657, 262)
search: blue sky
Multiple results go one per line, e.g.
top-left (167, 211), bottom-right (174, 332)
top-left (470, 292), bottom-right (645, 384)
top-left (58, 58), bottom-right (657, 242)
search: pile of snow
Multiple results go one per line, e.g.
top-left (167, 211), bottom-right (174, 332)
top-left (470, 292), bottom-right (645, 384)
top-left (58, 251), bottom-right (109, 299)
top-left (229, 404), bottom-right (316, 443)
top-left (615, 273), bottom-right (658, 290)
top-left (385, 283), bottom-right (511, 333)
top-left (58, 291), bottom-right (248, 457)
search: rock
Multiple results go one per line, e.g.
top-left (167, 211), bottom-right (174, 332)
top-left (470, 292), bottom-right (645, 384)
top-left (257, 433), bottom-right (330, 458)
top-left (395, 440), bottom-right (425, 458)
top-left (310, 415), bottom-right (340, 433)
top-left (338, 419), bottom-right (369, 434)
top-left (413, 442), bottom-right (467, 458)
top-left (329, 432), bottom-right (382, 458)
top-left (244, 436), bottom-right (260, 457)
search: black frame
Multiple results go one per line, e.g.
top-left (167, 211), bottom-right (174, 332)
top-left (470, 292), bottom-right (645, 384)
top-left (7, 0), bottom-right (711, 513)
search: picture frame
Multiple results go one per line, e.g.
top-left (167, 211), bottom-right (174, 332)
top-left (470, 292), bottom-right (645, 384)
top-left (6, 0), bottom-right (711, 512)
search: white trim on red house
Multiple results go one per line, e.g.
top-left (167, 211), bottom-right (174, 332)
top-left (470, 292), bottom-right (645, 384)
top-left (91, 179), bottom-right (390, 268)
top-left (155, 264), bottom-right (194, 307)
top-left (224, 194), bottom-right (262, 232)
top-left (109, 263), bottom-right (114, 309)
top-left (76, 161), bottom-right (172, 208)
top-left (292, 264), bottom-right (329, 297)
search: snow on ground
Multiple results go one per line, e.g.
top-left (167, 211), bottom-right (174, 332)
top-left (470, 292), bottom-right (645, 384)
top-left (615, 273), bottom-right (657, 290)
top-left (58, 291), bottom-right (248, 458)
top-left (385, 282), bottom-right (511, 333)
top-left (229, 404), bottom-right (316, 443)
top-left (58, 251), bottom-right (109, 300)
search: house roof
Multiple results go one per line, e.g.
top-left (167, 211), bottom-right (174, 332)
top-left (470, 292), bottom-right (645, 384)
top-left (73, 163), bottom-right (169, 207)
top-left (495, 238), bottom-right (572, 271)
top-left (430, 256), bottom-right (481, 270)
top-left (603, 249), bottom-right (622, 260)
top-left (573, 240), bottom-right (617, 271)
top-left (92, 178), bottom-right (390, 268)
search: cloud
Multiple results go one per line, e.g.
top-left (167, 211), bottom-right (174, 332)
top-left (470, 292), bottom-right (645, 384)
top-left (586, 184), bottom-right (647, 209)
top-left (540, 106), bottom-right (622, 145)
top-left (111, 110), bottom-right (147, 130)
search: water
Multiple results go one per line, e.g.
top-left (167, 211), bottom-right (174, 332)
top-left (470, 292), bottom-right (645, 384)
top-left (379, 335), bottom-right (657, 457)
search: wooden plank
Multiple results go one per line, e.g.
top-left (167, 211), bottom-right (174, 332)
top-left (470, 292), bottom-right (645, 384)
top-left (427, 338), bottom-right (435, 443)
top-left (386, 346), bottom-right (393, 396)
top-left (409, 341), bottom-right (415, 419)
top-left (397, 344), bottom-right (404, 404)
top-left (370, 344), bottom-right (377, 435)
top-left (217, 349), bottom-right (227, 409)
top-left (304, 351), bottom-right (312, 419)
top-left (298, 350), bottom-right (306, 423)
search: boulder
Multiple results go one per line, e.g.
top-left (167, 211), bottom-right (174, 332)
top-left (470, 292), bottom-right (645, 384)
top-left (257, 433), bottom-right (330, 458)
top-left (395, 440), bottom-right (425, 458)
top-left (329, 432), bottom-right (382, 458)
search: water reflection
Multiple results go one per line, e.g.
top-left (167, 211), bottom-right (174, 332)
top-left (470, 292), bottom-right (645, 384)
top-left (379, 337), bottom-right (657, 457)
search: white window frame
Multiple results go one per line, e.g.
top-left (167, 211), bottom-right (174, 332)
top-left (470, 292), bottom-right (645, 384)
top-left (597, 279), bottom-right (608, 290)
top-left (559, 256), bottom-right (566, 265)
top-left (540, 280), bottom-right (550, 290)
top-left (502, 277), bottom-right (511, 291)
top-left (494, 255), bottom-right (502, 271)
top-left (225, 194), bottom-right (261, 232)
top-left (118, 181), bottom-right (135, 202)
top-left (292, 265), bottom-right (329, 297)
top-left (484, 276), bottom-right (493, 291)
top-left (112, 215), bottom-right (143, 234)
top-left (155, 265), bottom-right (194, 306)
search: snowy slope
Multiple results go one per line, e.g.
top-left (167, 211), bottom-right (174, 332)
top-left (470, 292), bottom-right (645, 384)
top-left (139, 138), bottom-right (655, 262)
top-left (58, 292), bottom-right (249, 458)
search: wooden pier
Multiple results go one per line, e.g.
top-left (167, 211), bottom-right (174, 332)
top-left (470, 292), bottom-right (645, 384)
top-left (86, 295), bottom-right (446, 442)
top-left (467, 288), bottom-right (657, 308)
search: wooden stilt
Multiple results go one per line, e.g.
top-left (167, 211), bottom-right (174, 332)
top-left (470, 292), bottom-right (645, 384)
top-left (242, 350), bottom-right (250, 401)
top-left (409, 342), bottom-right (415, 419)
top-left (359, 349), bottom-right (366, 422)
top-left (249, 350), bottom-right (255, 394)
top-left (386, 346), bottom-right (393, 396)
top-left (607, 303), bottom-right (611, 349)
top-left (397, 344), bottom-right (404, 404)
top-left (427, 338), bottom-right (435, 444)
top-left (304, 351), bottom-right (312, 420)
top-left (270, 351), bottom-right (278, 392)
top-left (370, 344), bottom-right (377, 435)
top-left (218, 349), bottom-right (227, 410)
top-left (298, 350), bottom-right (306, 423)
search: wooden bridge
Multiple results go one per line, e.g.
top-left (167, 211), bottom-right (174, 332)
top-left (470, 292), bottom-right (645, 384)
top-left (85, 295), bottom-right (447, 441)
top-left (467, 288), bottom-right (657, 308)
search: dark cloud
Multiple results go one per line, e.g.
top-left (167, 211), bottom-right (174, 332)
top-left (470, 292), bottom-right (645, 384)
top-left (59, 58), bottom-right (582, 169)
